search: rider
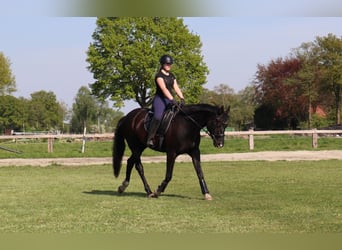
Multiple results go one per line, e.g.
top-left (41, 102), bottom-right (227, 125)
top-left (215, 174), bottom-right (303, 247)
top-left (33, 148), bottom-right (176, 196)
top-left (147, 54), bottom-right (185, 147)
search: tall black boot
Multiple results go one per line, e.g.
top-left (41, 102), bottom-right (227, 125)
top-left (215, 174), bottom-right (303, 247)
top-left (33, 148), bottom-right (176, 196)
top-left (147, 118), bottom-right (161, 147)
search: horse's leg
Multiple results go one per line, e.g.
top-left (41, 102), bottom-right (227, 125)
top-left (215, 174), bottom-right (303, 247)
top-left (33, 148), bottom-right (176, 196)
top-left (190, 149), bottom-right (212, 200)
top-left (152, 152), bottom-right (177, 198)
top-left (134, 160), bottom-right (153, 197)
top-left (117, 155), bottom-right (135, 193)
top-left (118, 151), bottom-right (153, 196)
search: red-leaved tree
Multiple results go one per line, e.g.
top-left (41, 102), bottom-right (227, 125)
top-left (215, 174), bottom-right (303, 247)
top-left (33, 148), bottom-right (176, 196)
top-left (254, 57), bottom-right (307, 129)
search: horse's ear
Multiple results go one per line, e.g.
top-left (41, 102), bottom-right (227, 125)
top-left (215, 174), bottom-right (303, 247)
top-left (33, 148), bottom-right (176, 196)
top-left (226, 105), bottom-right (231, 113)
top-left (219, 105), bottom-right (225, 113)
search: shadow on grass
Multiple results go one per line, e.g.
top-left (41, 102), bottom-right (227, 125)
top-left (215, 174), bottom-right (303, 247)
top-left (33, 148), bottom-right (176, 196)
top-left (83, 190), bottom-right (192, 199)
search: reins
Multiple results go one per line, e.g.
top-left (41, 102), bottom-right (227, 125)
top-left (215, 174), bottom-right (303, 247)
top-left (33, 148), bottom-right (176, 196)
top-left (174, 103), bottom-right (217, 142)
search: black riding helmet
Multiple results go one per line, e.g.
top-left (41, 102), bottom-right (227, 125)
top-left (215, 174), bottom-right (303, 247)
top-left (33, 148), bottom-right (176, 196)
top-left (159, 55), bottom-right (173, 65)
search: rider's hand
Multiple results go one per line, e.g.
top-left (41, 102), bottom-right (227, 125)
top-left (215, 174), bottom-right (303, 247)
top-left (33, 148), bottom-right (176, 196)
top-left (167, 99), bottom-right (176, 108)
top-left (180, 98), bottom-right (185, 107)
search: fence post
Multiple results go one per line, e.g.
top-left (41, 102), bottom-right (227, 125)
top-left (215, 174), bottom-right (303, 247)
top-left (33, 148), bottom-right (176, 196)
top-left (81, 127), bottom-right (86, 153)
top-left (48, 137), bottom-right (53, 153)
top-left (312, 129), bottom-right (318, 148)
top-left (249, 128), bottom-right (254, 150)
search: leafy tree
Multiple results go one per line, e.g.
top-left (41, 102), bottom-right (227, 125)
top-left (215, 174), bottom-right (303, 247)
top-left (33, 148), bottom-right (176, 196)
top-left (0, 93), bottom-right (65, 133)
top-left (95, 101), bottom-right (123, 133)
top-left (254, 57), bottom-right (305, 129)
top-left (199, 88), bottom-right (216, 104)
top-left (0, 95), bottom-right (26, 132)
top-left (87, 17), bottom-right (209, 109)
top-left (200, 84), bottom-right (236, 108)
top-left (314, 33), bottom-right (342, 124)
top-left (213, 84), bottom-right (235, 106)
top-left (0, 52), bottom-right (16, 95)
top-left (27, 91), bottom-right (63, 131)
top-left (71, 86), bottom-right (123, 133)
top-left (290, 42), bottom-right (330, 129)
top-left (235, 85), bottom-right (256, 130)
top-left (71, 86), bottom-right (98, 133)
top-left (59, 101), bottom-right (72, 133)
top-left (253, 104), bottom-right (276, 130)
top-left (289, 34), bottom-right (342, 127)
top-left (200, 84), bottom-right (255, 130)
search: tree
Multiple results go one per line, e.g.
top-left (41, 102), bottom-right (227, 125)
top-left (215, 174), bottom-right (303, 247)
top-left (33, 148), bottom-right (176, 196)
top-left (87, 17), bottom-right (209, 109)
top-left (95, 102), bottom-right (123, 133)
top-left (200, 84), bottom-right (255, 130)
top-left (0, 52), bottom-right (16, 95)
top-left (235, 85), bottom-right (256, 130)
top-left (290, 42), bottom-right (324, 128)
top-left (254, 57), bottom-right (305, 129)
top-left (71, 86), bottom-right (124, 133)
top-left (59, 101), bottom-right (72, 133)
top-left (0, 95), bottom-right (26, 132)
top-left (71, 86), bottom-right (98, 133)
top-left (200, 84), bottom-right (236, 108)
top-left (314, 33), bottom-right (342, 124)
top-left (27, 91), bottom-right (63, 131)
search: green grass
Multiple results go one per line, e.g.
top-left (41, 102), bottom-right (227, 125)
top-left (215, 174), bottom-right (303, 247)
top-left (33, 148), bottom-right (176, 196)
top-left (1, 135), bottom-right (342, 158)
top-left (1, 160), bottom-right (341, 233)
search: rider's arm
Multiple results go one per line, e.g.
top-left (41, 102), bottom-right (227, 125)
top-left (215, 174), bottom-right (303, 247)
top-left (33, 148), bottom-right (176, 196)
top-left (173, 79), bottom-right (184, 100)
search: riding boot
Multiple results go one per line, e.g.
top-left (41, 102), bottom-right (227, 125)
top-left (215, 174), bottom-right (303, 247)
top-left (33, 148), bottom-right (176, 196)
top-left (147, 118), bottom-right (161, 147)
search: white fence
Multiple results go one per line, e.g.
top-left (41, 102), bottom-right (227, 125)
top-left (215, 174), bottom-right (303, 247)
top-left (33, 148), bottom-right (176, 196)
top-left (1, 130), bottom-right (342, 152)
top-left (0, 133), bottom-right (114, 153)
top-left (225, 129), bottom-right (342, 150)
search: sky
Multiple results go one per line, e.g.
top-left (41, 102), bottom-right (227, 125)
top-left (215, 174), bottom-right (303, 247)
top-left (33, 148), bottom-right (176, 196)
top-left (1, 4), bottom-right (342, 114)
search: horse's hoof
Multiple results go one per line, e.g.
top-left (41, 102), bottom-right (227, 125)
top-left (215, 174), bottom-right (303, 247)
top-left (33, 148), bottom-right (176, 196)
top-left (118, 181), bottom-right (129, 193)
top-left (204, 193), bottom-right (213, 201)
top-left (118, 186), bottom-right (124, 193)
top-left (148, 192), bottom-right (159, 198)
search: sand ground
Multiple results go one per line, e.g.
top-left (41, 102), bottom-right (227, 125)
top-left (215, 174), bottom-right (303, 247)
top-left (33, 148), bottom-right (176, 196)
top-left (1, 150), bottom-right (342, 167)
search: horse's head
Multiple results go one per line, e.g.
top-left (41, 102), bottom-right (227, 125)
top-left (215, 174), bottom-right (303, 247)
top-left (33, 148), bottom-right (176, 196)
top-left (206, 106), bottom-right (230, 148)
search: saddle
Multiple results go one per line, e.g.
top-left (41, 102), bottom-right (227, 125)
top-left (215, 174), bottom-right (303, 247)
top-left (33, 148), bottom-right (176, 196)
top-left (144, 105), bottom-right (179, 147)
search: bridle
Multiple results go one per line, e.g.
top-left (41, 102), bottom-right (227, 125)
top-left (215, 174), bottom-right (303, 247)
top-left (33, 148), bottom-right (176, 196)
top-left (175, 104), bottom-right (224, 145)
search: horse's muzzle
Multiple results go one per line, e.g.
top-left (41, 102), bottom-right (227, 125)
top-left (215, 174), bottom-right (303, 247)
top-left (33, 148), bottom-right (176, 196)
top-left (211, 133), bottom-right (225, 148)
top-left (213, 140), bottom-right (224, 148)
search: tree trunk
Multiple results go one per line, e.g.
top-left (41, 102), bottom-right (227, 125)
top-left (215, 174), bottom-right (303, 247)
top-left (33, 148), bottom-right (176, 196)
top-left (308, 101), bottom-right (312, 129)
top-left (334, 84), bottom-right (341, 124)
top-left (308, 83), bottom-right (312, 129)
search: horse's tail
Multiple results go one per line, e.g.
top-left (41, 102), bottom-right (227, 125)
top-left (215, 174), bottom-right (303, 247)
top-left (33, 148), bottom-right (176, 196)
top-left (113, 116), bottom-right (126, 178)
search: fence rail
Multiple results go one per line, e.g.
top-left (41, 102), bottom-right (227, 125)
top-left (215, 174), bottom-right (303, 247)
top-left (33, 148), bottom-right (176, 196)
top-left (0, 133), bottom-right (114, 140)
top-left (0, 133), bottom-right (114, 153)
top-left (1, 130), bottom-right (342, 152)
top-left (226, 129), bottom-right (342, 150)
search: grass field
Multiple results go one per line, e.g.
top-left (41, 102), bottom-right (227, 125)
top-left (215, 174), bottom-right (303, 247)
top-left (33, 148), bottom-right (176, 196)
top-left (1, 160), bottom-right (341, 233)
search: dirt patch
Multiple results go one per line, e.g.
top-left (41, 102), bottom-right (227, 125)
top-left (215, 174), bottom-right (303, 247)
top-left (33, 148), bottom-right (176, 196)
top-left (1, 150), bottom-right (342, 167)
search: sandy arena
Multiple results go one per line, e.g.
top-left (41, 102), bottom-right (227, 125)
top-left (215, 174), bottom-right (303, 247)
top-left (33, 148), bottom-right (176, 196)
top-left (1, 150), bottom-right (342, 167)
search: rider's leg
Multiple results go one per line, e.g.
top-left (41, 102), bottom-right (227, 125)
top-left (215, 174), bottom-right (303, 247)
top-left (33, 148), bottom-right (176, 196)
top-left (147, 96), bottom-right (164, 146)
top-left (147, 118), bottom-right (161, 146)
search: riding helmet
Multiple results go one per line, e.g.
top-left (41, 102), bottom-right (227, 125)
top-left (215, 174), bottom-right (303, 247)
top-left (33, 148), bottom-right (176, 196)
top-left (159, 55), bottom-right (173, 65)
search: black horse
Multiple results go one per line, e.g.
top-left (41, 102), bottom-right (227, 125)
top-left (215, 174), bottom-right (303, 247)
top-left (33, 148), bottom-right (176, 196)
top-left (113, 103), bottom-right (230, 200)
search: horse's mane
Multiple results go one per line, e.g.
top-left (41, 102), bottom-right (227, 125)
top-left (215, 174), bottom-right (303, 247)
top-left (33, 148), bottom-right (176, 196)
top-left (180, 103), bottom-right (219, 115)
